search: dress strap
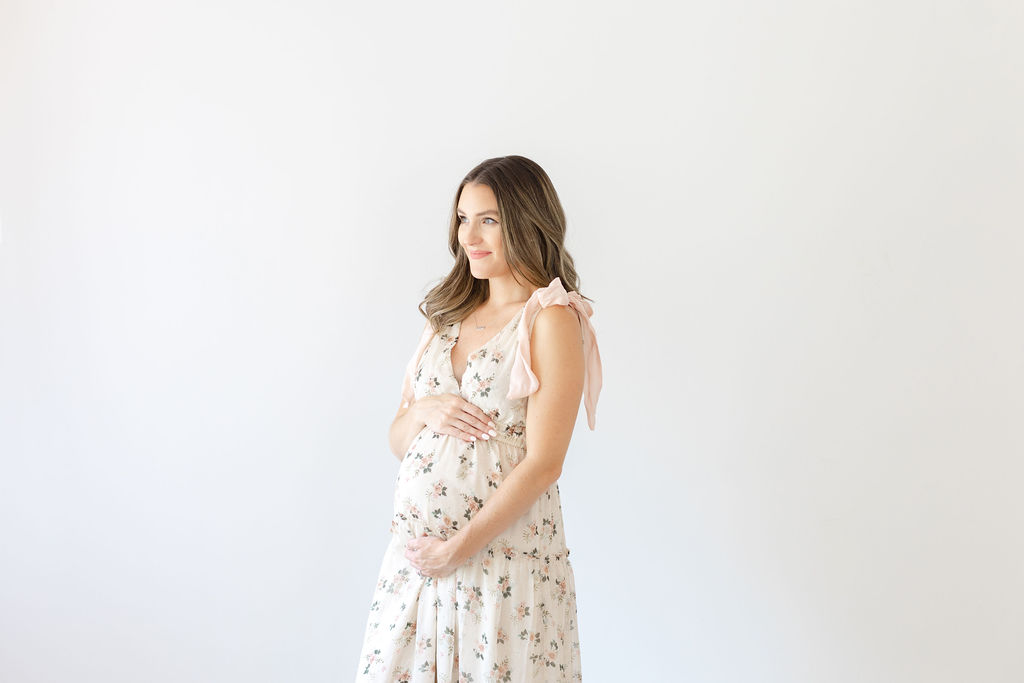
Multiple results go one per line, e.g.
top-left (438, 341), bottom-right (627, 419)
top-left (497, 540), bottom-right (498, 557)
top-left (401, 320), bottom-right (436, 406)
top-left (507, 277), bottom-right (603, 430)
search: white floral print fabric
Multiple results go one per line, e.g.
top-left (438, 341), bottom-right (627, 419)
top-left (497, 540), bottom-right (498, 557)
top-left (355, 277), bottom-right (602, 682)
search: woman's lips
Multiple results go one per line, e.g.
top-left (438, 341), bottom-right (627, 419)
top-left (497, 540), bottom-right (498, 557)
top-left (469, 251), bottom-right (491, 259)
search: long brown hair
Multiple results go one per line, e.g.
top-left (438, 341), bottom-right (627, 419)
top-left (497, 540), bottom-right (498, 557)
top-left (418, 155), bottom-right (591, 332)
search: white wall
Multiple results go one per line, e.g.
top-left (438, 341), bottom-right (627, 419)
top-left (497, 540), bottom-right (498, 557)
top-left (1, 1), bottom-right (1021, 681)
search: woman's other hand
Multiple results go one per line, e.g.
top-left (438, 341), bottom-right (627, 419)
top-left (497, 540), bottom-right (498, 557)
top-left (412, 394), bottom-right (497, 442)
top-left (405, 534), bottom-right (467, 578)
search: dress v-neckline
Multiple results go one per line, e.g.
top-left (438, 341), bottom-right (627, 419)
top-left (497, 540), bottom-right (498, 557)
top-left (447, 304), bottom-right (527, 392)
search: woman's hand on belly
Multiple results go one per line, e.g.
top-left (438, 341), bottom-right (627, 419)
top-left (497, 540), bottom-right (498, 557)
top-left (404, 534), bottom-right (468, 579)
top-left (415, 394), bottom-right (497, 443)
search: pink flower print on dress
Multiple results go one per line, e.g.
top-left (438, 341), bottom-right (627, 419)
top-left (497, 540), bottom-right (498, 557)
top-left (474, 634), bottom-right (488, 660)
top-left (519, 630), bottom-right (541, 646)
top-left (439, 626), bottom-right (455, 655)
top-left (555, 578), bottom-right (568, 601)
top-left (503, 420), bottom-right (525, 439)
top-left (496, 573), bottom-right (513, 598)
top-left (396, 621), bottom-right (416, 647)
top-left (361, 649), bottom-right (385, 676)
top-left (461, 493), bottom-right (484, 521)
top-left (388, 568), bottom-right (411, 594)
top-left (431, 509), bottom-right (459, 538)
top-left (492, 658), bottom-right (512, 682)
top-left (459, 584), bottom-right (484, 622)
top-left (427, 480), bottom-right (448, 501)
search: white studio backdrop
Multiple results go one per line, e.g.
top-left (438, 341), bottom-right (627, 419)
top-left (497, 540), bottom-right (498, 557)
top-left (1, 1), bottom-right (1022, 681)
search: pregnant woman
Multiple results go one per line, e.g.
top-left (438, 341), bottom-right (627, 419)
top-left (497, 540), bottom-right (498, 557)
top-left (355, 155), bottom-right (603, 682)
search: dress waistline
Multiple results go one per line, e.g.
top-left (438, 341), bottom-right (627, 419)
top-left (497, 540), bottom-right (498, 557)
top-left (485, 430), bottom-right (524, 449)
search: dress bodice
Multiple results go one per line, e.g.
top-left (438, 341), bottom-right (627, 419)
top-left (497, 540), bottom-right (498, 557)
top-left (412, 305), bottom-right (531, 448)
top-left (401, 276), bottom-right (603, 445)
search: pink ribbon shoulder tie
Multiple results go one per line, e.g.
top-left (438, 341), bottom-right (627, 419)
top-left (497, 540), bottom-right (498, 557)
top-left (507, 276), bottom-right (604, 430)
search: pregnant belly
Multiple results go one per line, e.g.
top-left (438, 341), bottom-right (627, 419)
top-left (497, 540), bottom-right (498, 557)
top-left (390, 430), bottom-right (502, 542)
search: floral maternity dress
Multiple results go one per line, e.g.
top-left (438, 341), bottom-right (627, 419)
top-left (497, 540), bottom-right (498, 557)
top-left (355, 277), bottom-right (603, 683)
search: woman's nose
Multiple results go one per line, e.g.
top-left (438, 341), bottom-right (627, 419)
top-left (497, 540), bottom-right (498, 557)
top-left (463, 222), bottom-right (483, 244)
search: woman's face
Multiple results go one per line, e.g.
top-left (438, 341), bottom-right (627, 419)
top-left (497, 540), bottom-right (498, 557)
top-left (457, 183), bottom-right (509, 279)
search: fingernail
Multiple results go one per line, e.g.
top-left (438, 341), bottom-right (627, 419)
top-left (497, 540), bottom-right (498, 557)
top-left (488, 429), bottom-right (497, 436)
top-left (481, 433), bottom-right (489, 439)
top-left (470, 435), bottom-right (476, 441)
top-left (488, 421), bottom-right (495, 427)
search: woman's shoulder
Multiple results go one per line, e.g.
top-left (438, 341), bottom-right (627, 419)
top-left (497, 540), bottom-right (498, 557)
top-left (530, 303), bottom-right (583, 344)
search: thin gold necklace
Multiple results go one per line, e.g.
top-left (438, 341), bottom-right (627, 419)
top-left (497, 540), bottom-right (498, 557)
top-left (472, 310), bottom-right (488, 330)
top-left (472, 299), bottom-right (527, 330)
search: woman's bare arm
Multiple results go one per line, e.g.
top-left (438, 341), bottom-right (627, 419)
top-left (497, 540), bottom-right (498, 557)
top-left (444, 304), bottom-right (585, 563)
top-left (388, 396), bottom-right (427, 460)
top-left (388, 320), bottom-right (432, 460)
